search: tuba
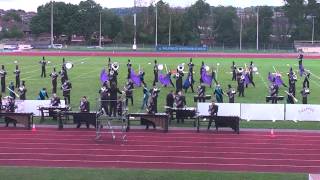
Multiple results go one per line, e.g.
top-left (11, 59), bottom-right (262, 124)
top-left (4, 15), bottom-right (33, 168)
top-left (237, 67), bottom-right (244, 73)
top-left (111, 62), bottom-right (119, 71)
top-left (158, 64), bottom-right (164, 71)
top-left (65, 62), bottom-right (73, 70)
top-left (177, 64), bottom-right (184, 72)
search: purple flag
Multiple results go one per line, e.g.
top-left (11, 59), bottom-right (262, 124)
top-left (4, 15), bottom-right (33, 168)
top-left (268, 72), bottom-right (273, 82)
top-left (275, 75), bottom-right (284, 87)
top-left (100, 69), bottom-right (108, 84)
top-left (130, 69), bottom-right (141, 86)
top-left (299, 64), bottom-right (305, 77)
top-left (201, 70), bottom-right (212, 85)
top-left (244, 73), bottom-right (250, 85)
top-left (159, 73), bottom-right (171, 86)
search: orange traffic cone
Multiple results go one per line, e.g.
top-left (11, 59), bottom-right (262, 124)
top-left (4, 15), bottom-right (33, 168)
top-left (32, 124), bottom-right (36, 132)
top-left (270, 128), bottom-right (274, 137)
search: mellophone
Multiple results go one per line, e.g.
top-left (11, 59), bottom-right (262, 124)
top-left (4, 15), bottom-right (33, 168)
top-left (127, 113), bottom-right (169, 132)
top-left (197, 115), bottom-right (240, 134)
top-left (194, 95), bottom-right (211, 102)
top-left (265, 96), bottom-right (284, 103)
top-left (57, 111), bottom-right (97, 129)
top-left (0, 111), bottom-right (33, 129)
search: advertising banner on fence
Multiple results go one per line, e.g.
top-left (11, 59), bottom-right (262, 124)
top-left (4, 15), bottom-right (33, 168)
top-left (286, 104), bottom-right (320, 121)
top-left (241, 104), bottom-right (285, 121)
top-left (156, 45), bottom-right (208, 52)
top-left (197, 103), bottom-right (241, 117)
top-left (4, 100), bottom-right (66, 116)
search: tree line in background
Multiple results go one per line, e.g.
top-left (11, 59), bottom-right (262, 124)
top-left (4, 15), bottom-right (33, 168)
top-left (2, 0), bottom-right (320, 47)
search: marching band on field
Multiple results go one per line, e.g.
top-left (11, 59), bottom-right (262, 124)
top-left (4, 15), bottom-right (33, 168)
top-left (0, 54), bottom-right (312, 127)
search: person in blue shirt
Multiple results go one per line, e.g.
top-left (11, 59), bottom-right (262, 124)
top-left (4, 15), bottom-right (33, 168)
top-left (38, 88), bottom-right (49, 100)
top-left (214, 84), bottom-right (224, 103)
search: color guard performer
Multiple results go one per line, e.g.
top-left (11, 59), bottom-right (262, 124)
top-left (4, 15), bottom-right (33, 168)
top-left (139, 69), bottom-right (146, 87)
top-left (214, 84), bottom-right (224, 103)
top-left (175, 91), bottom-right (186, 123)
top-left (77, 96), bottom-right (90, 128)
top-left (164, 71), bottom-right (175, 88)
top-left (13, 65), bottom-right (20, 88)
top-left (50, 67), bottom-right (59, 94)
top-left (18, 81), bottom-right (27, 100)
top-left (197, 83), bottom-right (206, 102)
top-left (153, 60), bottom-right (159, 86)
top-left (207, 100), bottom-right (219, 130)
top-left (62, 80), bottom-right (72, 105)
top-left (8, 82), bottom-right (15, 99)
top-left (37, 88), bottom-right (49, 100)
top-left (39, 56), bottom-right (47, 78)
top-left (141, 84), bottom-right (149, 110)
top-left (0, 65), bottom-right (7, 93)
top-left (301, 87), bottom-right (310, 104)
top-left (226, 84), bottom-right (236, 103)
top-left (4, 96), bottom-right (17, 127)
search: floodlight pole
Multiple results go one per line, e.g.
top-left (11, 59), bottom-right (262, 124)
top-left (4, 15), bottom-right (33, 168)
top-left (256, 7), bottom-right (259, 51)
top-left (133, 0), bottom-right (137, 49)
top-left (169, 13), bottom-right (171, 46)
top-left (99, 12), bottom-right (102, 47)
top-left (312, 16), bottom-right (315, 44)
top-left (155, 4), bottom-right (158, 47)
top-left (240, 14), bottom-right (243, 51)
top-left (50, 0), bottom-right (54, 48)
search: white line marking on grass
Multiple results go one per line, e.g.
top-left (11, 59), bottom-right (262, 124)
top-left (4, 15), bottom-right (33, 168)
top-left (258, 73), bottom-right (269, 89)
top-left (309, 71), bottom-right (320, 80)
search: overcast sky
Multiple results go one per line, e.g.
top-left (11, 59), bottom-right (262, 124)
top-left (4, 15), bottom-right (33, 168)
top-left (0, 0), bottom-right (284, 12)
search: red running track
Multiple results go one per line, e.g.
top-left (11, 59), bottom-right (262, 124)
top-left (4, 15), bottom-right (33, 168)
top-left (0, 127), bottom-right (319, 173)
top-left (1, 51), bottom-right (320, 59)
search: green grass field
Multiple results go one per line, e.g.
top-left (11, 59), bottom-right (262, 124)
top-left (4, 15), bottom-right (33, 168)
top-left (0, 56), bottom-right (319, 112)
top-left (0, 167), bottom-right (307, 180)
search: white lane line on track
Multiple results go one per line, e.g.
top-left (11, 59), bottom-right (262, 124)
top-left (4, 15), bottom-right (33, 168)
top-left (1, 135), bottom-right (320, 142)
top-left (0, 152), bottom-right (319, 163)
top-left (0, 158), bottom-right (318, 169)
top-left (0, 141), bottom-right (319, 149)
top-left (1, 137), bottom-right (320, 146)
top-left (0, 147), bottom-right (319, 157)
